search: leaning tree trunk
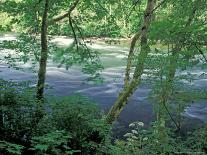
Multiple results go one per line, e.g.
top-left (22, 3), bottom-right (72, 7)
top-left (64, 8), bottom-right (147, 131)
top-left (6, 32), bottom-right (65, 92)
top-left (106, 0), bottom-right (156, 124)
top-left (36, 0), bottom-right (49, 100)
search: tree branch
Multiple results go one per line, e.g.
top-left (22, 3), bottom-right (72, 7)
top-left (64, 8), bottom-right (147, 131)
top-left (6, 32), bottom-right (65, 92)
top-left (47, 0), bottom-right (80, 25)
top-left (68, 15), bottom-right (79, 51)
top-left (73, 20), bottom-right (95, 61)
top-left (162, 101), bottom-right (180, 130)
top-left (194, 43), bottom-right (207, 63)
top-left (150, 0), bottom-right (167, 14)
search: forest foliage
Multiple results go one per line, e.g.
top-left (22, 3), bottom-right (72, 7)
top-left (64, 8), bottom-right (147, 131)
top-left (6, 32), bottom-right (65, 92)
top-left (0, 0), bottom-right (207, 154)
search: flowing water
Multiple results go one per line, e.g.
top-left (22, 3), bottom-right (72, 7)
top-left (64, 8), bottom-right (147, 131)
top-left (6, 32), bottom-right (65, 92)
top-left (0, 35), bottom-right (206, 136)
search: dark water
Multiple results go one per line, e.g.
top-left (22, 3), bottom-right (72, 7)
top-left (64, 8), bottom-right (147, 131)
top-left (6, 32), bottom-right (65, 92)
top-left (0, 35), bottom-right (207, 137)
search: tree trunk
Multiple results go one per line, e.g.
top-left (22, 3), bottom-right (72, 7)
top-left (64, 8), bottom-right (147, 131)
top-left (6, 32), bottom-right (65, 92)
top-left (0, 108), bottom-right (3, 128)
top-left (158, 0), bottom-right (198, 117)
top-left (157, 1), bottom-right (199, 136)
top-left (36, 0), bottom-right (79, 100)
top-left (36, 0), bottom-right (49, 100)
top-left (106, 0), bottom-right (156, 124)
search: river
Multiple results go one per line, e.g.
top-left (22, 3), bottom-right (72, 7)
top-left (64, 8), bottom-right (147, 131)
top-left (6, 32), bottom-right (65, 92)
top-left (0, 35), bottom-right (206, 137)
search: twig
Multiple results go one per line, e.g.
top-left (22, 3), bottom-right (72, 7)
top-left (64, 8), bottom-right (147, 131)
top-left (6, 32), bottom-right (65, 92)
top-left (68, 15), bottom-right (79, 52)
top-left (160, 64), bottom-right (180, 130)
top-left (150, 0), bottom-right (167, 15)
top-left (162, 101), bottom-right (180, 130)
top-left (72, 20), bottom-right (95, 61)
top-left (193, 42), bottom-right (207, 63)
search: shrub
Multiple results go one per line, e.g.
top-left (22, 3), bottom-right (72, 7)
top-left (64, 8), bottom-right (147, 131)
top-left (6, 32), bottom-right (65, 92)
top-left (0, 79), bottom-right (112, 155)
top-left (113, 121), bottom-right (207, 155)
top-left (36, 95), bottom-right (111, 154)
top-left (0, 141), bottom-right (24, 155)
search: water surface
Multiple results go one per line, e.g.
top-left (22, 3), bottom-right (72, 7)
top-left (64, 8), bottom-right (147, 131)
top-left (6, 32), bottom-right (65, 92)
top-left (0, 35), bottom-right (206, 136)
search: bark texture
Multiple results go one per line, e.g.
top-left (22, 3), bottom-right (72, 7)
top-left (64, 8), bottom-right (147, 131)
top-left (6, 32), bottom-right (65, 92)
top-left (107, 0), bottom-right (156, 124)
top-left (36, 0), bottom-right (80, 100)
top-left (124, 0), bottom-right (167, 86)
top-left (36, 0), bottom-right (49, 100)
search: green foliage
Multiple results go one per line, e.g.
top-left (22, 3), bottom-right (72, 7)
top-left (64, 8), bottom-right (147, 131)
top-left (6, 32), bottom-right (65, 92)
top-left (0, 79), bottom-right (43, 154)
top-left (0, 0), bottom-right (145, 37)
top-left (0, 34), bottom-right (40, 71)
top-left (52, 41), bottom-right (104, 83)
top-left (30, 130), bottom-right (79, 155)
top-left (0, 79), bottom-right (111, 155)
top-left (0, 34), bottom-right (104, 82)
top-left (1, 79), bottom-right (206, 154)
top-left (186, 126), bottom-right (207, 153)
top-left (1, 0), bottom-right (207, 154)
top-left (113, 121), bottom-right (207, 155)
top-left (0, 141), bottom-right (24, 155)
top-left (36, 95), bottom-right (111, 154)
top-left (0, 12), bottom-right (12, 32)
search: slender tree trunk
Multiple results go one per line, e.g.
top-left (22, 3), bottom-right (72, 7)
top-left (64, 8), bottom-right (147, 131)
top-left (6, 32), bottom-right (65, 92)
top-left (157, 1), bottom-right (198, 135)
top-left (158, 1), bottom-right (198, 114)
top-left (36, 0), bottom-right (79, 100)
top-left (0, 108), bottom-right (3, 128)
top-left (36, 0), bottom-right (49, 100)
top-left (106, 0), bottom-right (156, 124)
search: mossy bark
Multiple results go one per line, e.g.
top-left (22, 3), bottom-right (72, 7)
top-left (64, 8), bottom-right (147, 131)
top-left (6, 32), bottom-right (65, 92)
top-left (36, 0), bottom-right (80, 100)
top-left (36, 0), bottom-right (49, 100)
top-left (107, 0), bottom-right (156, 124)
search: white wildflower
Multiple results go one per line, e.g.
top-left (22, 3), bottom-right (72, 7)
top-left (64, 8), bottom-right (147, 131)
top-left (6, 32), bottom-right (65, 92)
top-left (138, 122), bottom-right (144, 127)
top-left (131, 130), bottom-right (138, 134)
top-left (127, 138), bottom-right (134, 142)
top-left (143, 137), bottom-right (148, 141)
top-left (132, 136), bottom-right (138, 140)
top-left (129, 123), bottom-right (135, 128)
top-left (124, 133), bottom-right (133, 137)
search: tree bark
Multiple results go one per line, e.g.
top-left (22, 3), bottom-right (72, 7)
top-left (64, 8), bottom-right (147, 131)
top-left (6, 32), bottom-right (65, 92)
top-left (106, 0), bottom-right (156, 124)
top-left (124, 31), bottom-right (141, 86)
top-left (36, 0), bottom-right (49, 100)
top-left (157, 0), bottom-right (199, 138)
top-left (124, 0), bottom-right (167, 86)
top-left (36, 0), bottom-right (80, 100)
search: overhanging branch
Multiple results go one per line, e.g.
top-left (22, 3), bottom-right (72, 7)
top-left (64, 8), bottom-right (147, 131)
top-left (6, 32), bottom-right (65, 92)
top-left (47, 0), bottom-right (80, 25)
